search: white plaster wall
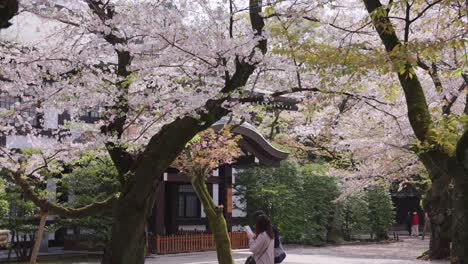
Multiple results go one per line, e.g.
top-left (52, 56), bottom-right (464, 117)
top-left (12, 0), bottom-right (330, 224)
top-left (232, 168), bottom-right (247, 217)
top-left (232, 225), bottom-right (244, 232)
top-left (213, 184), bottom-right (219, 206)
top-left (46, 179), bottom-right (56, 221)
top-left (43, 108), bottom-right (59, 129)
top-left (202, 183), bottom-right (219, 217)
top-left (46, 178), bottom-right (56, 201)
top-left (6, 135), bottom-right (32, 148)
top-left (6, 134), bottom-right (58, 149)
top-left (178, 225), bottom-right (206, 232)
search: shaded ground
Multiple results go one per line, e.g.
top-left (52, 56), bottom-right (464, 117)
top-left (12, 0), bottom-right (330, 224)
top-left (1, 236), bottom-right (448, 264)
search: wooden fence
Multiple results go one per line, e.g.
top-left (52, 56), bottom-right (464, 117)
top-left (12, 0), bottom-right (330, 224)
top-left (154, 232), bottom-right (249, 255)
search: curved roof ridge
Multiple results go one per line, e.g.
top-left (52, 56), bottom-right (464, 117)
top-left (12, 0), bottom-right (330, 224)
top-left (212, 118), bottom-right (289, 161)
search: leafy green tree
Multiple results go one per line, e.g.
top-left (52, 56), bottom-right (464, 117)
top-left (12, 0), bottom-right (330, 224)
top-left (55, 155), bottom-right (120, 249)
top-left (302, 173), bottom-right (341, 245)
top-left (235, 161), bottom-right (305, 242)
top-left (0, 172), bottom-right (39, 261)
top-left (235, 161), bottom-right (343, 245)
top-left (0, 179), bottom-right (9, 219)
top-left (365, 185), bottom-right (395, 240)
top-left (357, 1), bottom-right (467, 259)
top-left (341, 193), bottom-right (370, 241)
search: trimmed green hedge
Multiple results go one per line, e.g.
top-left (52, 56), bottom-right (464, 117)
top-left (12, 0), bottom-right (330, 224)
top-left (234, 161), bottom-right (395, 245)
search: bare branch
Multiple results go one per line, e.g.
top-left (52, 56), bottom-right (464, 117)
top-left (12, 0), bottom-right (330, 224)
top-left (270, 87), bottom-right (394, 106)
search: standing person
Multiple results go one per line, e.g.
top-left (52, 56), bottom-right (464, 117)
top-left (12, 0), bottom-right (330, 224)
top-left (405, 211), bottom-right (412, 236)
top-left (411, 211), bottom-right (419, 237)
top-left (247, 214), bottom-right (274, 264)
top-left (253, 211), bottom-right (286, 263)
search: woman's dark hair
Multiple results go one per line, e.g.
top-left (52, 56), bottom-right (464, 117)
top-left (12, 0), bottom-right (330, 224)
top-left (255, 214), bottom-right (274, 239)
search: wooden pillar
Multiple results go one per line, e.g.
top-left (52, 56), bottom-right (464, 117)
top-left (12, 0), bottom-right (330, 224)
top-left (155, 181), bottom-right (166, 235)
top-left (220, 165), bottom-right (233, 231)
top-left (165, 184), bottom-right (178, 235)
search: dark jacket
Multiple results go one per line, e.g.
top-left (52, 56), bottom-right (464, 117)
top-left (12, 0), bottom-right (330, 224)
top-left (272, 225), bottom-right (280, 248)
top-left (405, 214), bottom-right (412, 229)
top-left (272, 225), bottom-right (286, 263)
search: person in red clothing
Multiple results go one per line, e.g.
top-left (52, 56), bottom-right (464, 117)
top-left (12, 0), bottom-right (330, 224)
top-left (411, 211), bottom-right (419, 237)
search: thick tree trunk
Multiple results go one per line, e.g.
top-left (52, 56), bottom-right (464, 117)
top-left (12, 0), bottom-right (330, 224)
top-left (100, 116), bottom-right (231, 264)
top-left (101, 195), bottom-right (150, 264)
top-left (361, 0), bottom-right (462, 260)
top-left (453, 132), bottom-right (468, 264)
top-left (451, 168), bottom-right (468, 264)
top-left (192, 174), bottom-right (234, 264)
top-left (420, 152), bottom-right (453, 260)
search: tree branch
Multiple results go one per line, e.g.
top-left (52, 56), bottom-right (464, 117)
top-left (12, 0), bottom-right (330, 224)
top-left (363, 0), bottom-right (434, 143)
top-left (364, 101), bottom-right (403, 134)
top-left (12, 169), bottom-right (117, 218)
top-left (269, 86), bottom-right (394, 106)
top-left (115, 0), bottom-right (268, 210)
top-left (409, 0), bottom-right (443, 24)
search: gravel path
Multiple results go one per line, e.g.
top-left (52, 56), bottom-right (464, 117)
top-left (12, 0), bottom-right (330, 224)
top-left (146, 236), bottom-right (448, 264)
top-left (0, 236), bottom-right (448, 263)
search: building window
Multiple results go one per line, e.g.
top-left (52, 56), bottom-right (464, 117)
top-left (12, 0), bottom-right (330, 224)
top-left (79, 107), bottom-right (101, 123)
top-left (22, 108), bottom-right (38, 127)
top-left (80, 107), bottom-right (101, 118)
top-left (0, 96), bottom-right (38, 127)
top-left (178, 184), bottom-right (200, 218)
top-left (0, 96), bottom-right (19, 109)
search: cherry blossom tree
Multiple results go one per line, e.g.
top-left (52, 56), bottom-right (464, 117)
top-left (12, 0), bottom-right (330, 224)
top-left (247, 0), bottom-right (466, 260)
top-left (0, 0), bottom-right (270, 263)
top-left (359, 1), bottom-right (467, 261)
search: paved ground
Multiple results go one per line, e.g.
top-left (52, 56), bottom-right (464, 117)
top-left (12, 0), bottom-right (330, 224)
top-left (0, 236), bottom-right (449, 264)
top-left (146, 237), bottom-right (448, 264)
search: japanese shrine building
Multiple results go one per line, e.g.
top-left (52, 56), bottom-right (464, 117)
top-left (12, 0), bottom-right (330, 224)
top-left (148, 120), bottom-right (289, 236)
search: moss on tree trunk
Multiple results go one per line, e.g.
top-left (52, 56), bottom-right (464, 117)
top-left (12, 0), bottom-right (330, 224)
top-left (361, 0), bottom-right (468, 260)
top-left (453, 132), bottom-right (468, 264)
top-left (450, 169), bottom-right (468, 264)
top-left (191, 174), bottom-right (235, 264)
top-left (420, 152), bottom-right (453, 259)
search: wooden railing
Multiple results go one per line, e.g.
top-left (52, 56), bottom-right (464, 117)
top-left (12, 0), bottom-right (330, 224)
top-left (154, 232), bottom-right (249, 255)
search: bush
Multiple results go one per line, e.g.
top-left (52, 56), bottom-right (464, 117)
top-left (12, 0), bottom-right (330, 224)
top-left (341, 193), bottom-right (370, 240)
top-left (365, 184), bottom-right (395, 240)
top-left (234, 161), bottom-right (341, 245)
top-left (235, 161), bottom-right (305, 241)
top-left (302, 173), bottom-right (340, 245)
top-left (235, 161), bottom-right (397, 244)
